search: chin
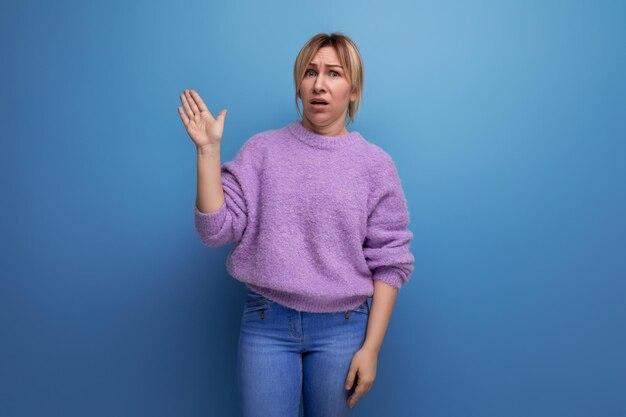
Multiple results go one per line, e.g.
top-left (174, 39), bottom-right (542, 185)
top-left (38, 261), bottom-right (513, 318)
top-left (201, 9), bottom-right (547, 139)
top-left (305, 112), bottom-right (333, 124)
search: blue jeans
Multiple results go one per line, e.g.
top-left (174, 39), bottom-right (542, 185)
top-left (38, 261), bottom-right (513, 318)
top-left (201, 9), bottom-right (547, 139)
top-left (237, 287), bottom-right (370, 417)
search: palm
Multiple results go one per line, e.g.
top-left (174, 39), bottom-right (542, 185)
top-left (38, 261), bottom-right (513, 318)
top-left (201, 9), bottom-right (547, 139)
top-left (178, 89), bottom-right (227, 149)
top-left (187, 111), bottom-right (223, 146)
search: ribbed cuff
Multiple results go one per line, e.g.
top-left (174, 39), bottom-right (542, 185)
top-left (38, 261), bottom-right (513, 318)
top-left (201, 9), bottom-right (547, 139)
top-left (372, 266), bottom-right (403, 289)
top-left (194, 201), bottom-right (227, 235)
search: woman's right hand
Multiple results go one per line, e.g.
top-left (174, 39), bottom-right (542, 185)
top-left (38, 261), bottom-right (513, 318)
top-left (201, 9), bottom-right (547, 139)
top-left (178, 89), bottom-right (228, 151)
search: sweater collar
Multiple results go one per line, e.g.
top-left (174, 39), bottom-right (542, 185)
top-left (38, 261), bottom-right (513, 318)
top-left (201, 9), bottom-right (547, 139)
top-left (287, 120), bottom-right (363, 149)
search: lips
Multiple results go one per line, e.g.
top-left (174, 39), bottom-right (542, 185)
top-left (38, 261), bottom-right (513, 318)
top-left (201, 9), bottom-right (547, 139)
top-left (310, 98), bottom-right (329, 105)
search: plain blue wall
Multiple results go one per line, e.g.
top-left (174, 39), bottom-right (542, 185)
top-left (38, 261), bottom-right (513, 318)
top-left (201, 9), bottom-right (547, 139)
top-left (2, 0), bottom-right (625, 416)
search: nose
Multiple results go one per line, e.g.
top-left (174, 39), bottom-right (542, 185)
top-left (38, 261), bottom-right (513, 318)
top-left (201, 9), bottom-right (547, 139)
top-left (313, 73), bottom-right (326, 93)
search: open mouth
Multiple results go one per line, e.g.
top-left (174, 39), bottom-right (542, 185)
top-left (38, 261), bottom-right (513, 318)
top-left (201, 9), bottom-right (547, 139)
top-left (311, 99), bottom-right (329, 106)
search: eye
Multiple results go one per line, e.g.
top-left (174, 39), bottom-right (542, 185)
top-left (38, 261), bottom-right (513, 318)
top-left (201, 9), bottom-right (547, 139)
top-left (304, 69), bottom-right (341, 78)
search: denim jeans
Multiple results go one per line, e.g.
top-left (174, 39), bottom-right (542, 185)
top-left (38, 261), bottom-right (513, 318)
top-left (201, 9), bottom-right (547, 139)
top-left (237, 287), bottom-right (370, 417)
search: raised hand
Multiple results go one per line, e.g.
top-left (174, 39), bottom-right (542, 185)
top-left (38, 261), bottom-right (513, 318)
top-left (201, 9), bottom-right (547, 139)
top-left (178, 89), bottom-right (228, 151)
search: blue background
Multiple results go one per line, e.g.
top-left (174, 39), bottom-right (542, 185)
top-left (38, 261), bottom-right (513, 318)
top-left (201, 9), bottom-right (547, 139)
top-left (2, 0), bottom-right (625, 416)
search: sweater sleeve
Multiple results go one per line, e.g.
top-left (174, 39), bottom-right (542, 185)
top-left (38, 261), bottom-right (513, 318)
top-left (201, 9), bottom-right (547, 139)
top-left (363, 155), bottom-right (415, 289)
top-left (194, 137), bottom-right (259, 247)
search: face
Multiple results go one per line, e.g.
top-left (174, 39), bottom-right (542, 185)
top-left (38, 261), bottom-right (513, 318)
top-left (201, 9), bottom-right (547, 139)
top-left (299, 46), bottom-right (357, 135)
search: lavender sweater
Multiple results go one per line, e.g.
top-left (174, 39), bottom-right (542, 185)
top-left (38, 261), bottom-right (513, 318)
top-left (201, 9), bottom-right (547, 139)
top-left (194, 120), bottom-right (414, 313)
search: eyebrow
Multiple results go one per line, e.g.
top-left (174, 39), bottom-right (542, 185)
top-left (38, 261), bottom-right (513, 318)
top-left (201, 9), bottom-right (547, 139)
top-left (307, 62), bottom-right (344, 69)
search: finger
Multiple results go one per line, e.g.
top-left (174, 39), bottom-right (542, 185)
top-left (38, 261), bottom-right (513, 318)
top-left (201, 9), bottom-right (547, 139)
top-left (345, 366), bottom-right (357, 390)
top-left (347, 392), bottom-right (360, 408)
top-left (348, 386), bottom-right (366, 407)
top-left (185, 89), bottom-right (200, 116)
top-left (190, 89), bottom-right (210, 113)
top-left (216, 109), bottom-right (228, 124)
top-left (178, 106), bottom-right (189, 126)
top-left (181, 92), bottom-right (194, 118)
top-left (353, 384), bottom-right (367, 399)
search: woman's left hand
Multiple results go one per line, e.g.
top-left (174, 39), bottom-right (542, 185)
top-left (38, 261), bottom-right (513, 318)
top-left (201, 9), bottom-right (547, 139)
top-left (345, 347), bottom-right (378, 408)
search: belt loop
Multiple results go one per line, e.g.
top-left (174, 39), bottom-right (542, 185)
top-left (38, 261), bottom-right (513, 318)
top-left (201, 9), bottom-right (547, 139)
top-left (345, 310), bottom-right (350, 320)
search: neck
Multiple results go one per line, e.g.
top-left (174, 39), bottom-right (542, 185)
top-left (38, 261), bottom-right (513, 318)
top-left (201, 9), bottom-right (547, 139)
top-left (301, 115), bottom-right (349, 137)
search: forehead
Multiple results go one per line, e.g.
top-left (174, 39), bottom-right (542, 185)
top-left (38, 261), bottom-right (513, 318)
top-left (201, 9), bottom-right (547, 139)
top-left (308, 46), bottom-right (342, 66)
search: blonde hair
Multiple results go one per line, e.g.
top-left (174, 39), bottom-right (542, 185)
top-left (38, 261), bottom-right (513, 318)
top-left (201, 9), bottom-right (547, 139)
top-left (293, 32), bottom-right (364, 126)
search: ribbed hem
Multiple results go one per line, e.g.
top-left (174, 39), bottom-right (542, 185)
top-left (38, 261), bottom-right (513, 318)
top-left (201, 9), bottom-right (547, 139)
top-left (287, 120), bottom-right (363, 150)
top-left (372, 266), bottom-right (404, 289)
top-left (246, 283), bottom-right (369, 313)
top-left (194, 202), bottom-right (227, 234)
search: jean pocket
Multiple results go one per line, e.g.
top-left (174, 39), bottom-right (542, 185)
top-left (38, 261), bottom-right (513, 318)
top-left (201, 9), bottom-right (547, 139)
top-left (349, 299), bottom-right (370, 315)
top-left (243, 290), bottom-right (272, 314)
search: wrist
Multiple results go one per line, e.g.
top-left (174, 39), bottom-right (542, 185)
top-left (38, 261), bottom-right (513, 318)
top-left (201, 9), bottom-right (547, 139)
top-left (197, 144), bottom-right (220, 156)
top-left (361, 342), bottom-right (380, 354)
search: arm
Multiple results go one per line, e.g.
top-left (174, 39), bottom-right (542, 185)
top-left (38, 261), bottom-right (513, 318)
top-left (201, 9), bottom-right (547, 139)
top-left (178, 89), bottom-right (242, 247)
top-left (345, 156), bottom-right (415, 408)
top-left (360, 157), bottom-right (414, 348)
top-left (196, 144), bottom-right (225, 213)
top-left (362, 279), bottom-right (398, 353)
top-left (345, 280), bottom-right (398, 408)
top-left (194, 139), bottom-right (256, 247)
top-left (178, 88), bottom-right (226, 215)
top-left (363, 154), bottom-right (415, 290)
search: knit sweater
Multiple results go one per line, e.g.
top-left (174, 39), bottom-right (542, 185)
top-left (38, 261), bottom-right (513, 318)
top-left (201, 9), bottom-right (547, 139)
top-left (194, 120), bottom-right (414, 313)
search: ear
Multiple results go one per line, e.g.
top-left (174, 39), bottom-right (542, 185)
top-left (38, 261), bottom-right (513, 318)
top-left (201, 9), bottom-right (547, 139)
top-left (350, 88), bottom-right (357, 102)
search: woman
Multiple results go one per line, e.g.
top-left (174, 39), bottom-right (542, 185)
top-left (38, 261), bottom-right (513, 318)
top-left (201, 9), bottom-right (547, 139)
top-left (178, 32), bottom-right (414, 417)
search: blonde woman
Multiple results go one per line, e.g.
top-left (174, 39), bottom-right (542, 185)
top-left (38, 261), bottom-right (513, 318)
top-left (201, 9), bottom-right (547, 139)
top-left (178, 32), bottom-right (414, 417)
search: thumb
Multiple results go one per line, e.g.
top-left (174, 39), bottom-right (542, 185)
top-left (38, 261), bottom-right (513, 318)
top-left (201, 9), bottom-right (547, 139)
top-left (217, 109), bottom-right (228, 123)
top-left (345, 364), bottom-right (358, 390)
